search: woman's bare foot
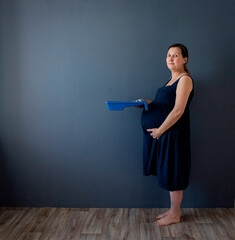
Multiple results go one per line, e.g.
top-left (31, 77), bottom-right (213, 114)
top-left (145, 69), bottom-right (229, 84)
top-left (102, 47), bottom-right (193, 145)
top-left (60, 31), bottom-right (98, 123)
top-left (154, 211), bottom-right (181, 226)
top-left (155, 209), bottom-right (170, 219)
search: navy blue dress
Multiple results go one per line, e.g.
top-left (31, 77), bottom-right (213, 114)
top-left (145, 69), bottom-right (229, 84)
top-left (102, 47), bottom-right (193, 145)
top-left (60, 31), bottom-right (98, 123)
top-left (141, 75), bottom-right (194, 191)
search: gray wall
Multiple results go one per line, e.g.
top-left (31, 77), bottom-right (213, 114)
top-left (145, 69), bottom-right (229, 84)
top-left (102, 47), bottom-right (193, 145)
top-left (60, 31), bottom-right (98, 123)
top-left (0, 0), bottom-right (234, 207)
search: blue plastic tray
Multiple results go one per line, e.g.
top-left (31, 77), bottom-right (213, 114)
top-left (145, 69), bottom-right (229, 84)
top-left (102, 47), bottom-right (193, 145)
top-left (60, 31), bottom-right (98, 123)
top-left (105, 101), bottom-right (148, 111)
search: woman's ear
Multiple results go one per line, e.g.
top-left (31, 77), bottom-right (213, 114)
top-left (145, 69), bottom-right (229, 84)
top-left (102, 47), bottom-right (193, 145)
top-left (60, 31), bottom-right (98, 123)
top-left (183, 57), bottom-right (188, 64)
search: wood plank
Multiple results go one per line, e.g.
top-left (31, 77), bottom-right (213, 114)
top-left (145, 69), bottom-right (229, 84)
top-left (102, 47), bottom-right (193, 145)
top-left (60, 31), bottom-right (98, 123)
top-left (81, 208), bottom-right (106, 234)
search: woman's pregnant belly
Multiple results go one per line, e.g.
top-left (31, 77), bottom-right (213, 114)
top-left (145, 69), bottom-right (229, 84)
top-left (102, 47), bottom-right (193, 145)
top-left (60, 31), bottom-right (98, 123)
top-left (141, 102), bottom-right (172, 130)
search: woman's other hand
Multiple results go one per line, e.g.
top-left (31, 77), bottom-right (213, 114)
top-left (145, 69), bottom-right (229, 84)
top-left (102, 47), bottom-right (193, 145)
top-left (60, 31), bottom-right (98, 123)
top-left (144, 99), bottom-right (152, 104)
top-left (147, 128), bottom-right (162, 139)
top-left (134, 99), bottom-right (151, 108)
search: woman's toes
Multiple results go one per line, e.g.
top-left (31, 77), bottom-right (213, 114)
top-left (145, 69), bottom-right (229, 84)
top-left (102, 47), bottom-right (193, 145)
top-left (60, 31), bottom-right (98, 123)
top-left (155, 214), bottom-right (181, 226)
top-left (155, 210), bottom-right (170, 219)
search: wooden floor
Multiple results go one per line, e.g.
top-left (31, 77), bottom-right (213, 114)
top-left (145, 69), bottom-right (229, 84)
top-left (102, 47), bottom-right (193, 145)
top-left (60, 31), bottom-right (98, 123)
top-left (0, 207), bottom-right (234, 240)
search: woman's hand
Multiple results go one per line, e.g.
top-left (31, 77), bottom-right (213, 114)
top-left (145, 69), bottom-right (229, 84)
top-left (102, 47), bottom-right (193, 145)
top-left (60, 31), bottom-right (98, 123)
top-left (147, 128), bottom-right (162, 139)
top-left (144, 99), bottom-right (152, 104)
top-left (134, 99), bottom-right (152, 108)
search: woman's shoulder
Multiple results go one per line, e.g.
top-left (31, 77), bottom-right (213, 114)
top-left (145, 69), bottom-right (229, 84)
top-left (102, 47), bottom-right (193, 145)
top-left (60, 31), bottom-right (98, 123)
top-left (177, 74), bottom-right (193, 90)
top-left (179, 74), bottom-right (193, 83)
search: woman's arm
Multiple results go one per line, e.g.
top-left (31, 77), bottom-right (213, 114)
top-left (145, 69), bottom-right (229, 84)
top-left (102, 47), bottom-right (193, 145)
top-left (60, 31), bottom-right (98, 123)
top-left (147, 76), bottom-right (193, 139)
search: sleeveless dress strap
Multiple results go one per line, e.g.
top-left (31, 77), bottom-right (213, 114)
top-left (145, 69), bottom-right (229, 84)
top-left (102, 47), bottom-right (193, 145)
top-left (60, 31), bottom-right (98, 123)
top-left (164, 73), bottom-right (190, 86)
top-left (179, 73), bottom-right (190, 78)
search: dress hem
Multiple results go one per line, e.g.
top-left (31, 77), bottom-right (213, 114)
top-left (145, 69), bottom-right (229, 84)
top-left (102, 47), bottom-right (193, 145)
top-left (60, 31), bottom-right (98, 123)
top-left (143, 173), bottom-right (189, 191)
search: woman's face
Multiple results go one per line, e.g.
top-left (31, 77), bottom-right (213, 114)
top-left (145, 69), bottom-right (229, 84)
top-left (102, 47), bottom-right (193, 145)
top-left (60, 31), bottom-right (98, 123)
top-left (166, 47), bottom-right (187, 72)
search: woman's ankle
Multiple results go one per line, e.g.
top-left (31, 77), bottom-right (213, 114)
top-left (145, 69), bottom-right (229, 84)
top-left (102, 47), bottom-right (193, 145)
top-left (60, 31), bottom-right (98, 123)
top-left (169, 208), bottom-right (181, 216)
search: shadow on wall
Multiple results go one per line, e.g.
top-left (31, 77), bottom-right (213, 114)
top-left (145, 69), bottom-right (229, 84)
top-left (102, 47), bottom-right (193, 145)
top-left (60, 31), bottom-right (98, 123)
top-left (190, 55), bottom-right (234, 207)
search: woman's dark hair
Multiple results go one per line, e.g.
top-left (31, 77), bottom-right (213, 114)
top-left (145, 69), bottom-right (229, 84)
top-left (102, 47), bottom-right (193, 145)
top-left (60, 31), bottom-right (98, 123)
top-left (168, 43), bottom-right (190, 75)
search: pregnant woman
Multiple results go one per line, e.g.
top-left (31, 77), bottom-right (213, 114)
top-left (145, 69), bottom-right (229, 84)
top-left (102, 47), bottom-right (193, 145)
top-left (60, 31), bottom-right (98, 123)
top-left (141, 43), bottom-right (194, 226)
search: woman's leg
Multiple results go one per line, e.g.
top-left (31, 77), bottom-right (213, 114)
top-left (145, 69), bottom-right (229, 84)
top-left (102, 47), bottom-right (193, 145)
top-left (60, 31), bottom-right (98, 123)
top-left (155, 190), bottom-right (183, 225)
